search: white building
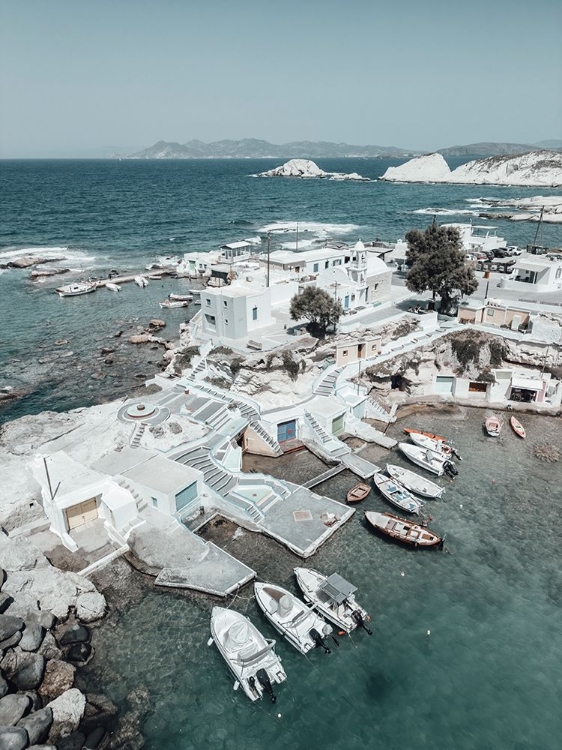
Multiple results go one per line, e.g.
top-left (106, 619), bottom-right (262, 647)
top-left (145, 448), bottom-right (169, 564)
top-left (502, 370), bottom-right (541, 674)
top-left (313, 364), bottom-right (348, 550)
top-left (443, 223), bottom-right (507, 254)
top-left (499, 256), bottom-right (562, 293)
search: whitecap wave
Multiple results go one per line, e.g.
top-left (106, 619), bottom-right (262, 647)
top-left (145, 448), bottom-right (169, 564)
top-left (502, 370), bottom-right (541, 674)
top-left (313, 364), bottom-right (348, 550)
top-left (411, 208), bottom-right (481, 216)
top-left (259, 221), bottom-right (361, 239)
top-left (279, 239), bottom-right (317, 250)
top-left (0, 245), bottom-right (98, 265)
top-left (244, 236), bottom-right (262, 246)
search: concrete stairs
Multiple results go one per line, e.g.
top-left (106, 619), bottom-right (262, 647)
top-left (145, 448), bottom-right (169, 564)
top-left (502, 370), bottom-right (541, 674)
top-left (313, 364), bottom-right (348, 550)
top-left (303, 411), bottom-right (350, 460)
top-left (313, 367), bottom-right (343, 396)
top-left (119, 480), bottom-right (147, 512)
top-left (249, 420), bottom-right (283, 457)
top-left (130, 423), bottom-right (146, 448)
top-left (365, 395), bottom-right (397, 423)
top-left (189, 357), bottom-right (208, 381)
top-left (304, 411), bottom-right (333, 444)
top-left (173, 445), bottom-right (237, 495)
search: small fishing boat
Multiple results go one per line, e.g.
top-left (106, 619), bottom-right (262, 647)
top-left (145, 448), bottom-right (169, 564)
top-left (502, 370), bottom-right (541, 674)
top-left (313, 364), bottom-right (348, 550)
top-left (148, 274), bottom-right (162, 280)
top-left (346, 482), bottom-right (371, 504)
top-left (403, 428), bottom-right (447, 442)
top-left (134, 275), bottom-right (148, 288)
top-left (409, 433), bottom-right (462, 461)
top-left (294, 568), bottom-right (371, 635)
top-left (485, 416), bottom-right (502, 437)
top-left (168, 294), bottom-right (193, 302)
top-left (386, 464), bottom-right (444, 499)
top-left (159, 299), bottom-right (189, 309)
top-left (510, 416), bottom-right (526, 439)
top-left (365, 511), bottom-right (443, 548)
top-left (56, 282), bottom-right (97, 298)
top-left (209, 607), bottom-right (286, 703)
top-left (254, 582), bottom-right (333, 655)
top-left (398, 443), bottom-right (458, 478)
top-left (189, 289), bottom-right (202, 295)
top-left (106, 282), bottom-right (121, 292)
top-left (373, 472), bottom-right (425, 514)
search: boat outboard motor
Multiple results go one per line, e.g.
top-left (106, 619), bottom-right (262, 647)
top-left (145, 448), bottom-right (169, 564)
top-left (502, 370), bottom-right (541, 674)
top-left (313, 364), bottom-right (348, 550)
top-left (248, 676), bottom-right (260, 699)
top-left (352, 610), bottom-right (373, 636)
top-left (309, 628), bottom-right (331, 654)
top-left (451, 447), bottom-right (463, 461)
top-left (443, 460), bottom-right (458, 478)
top-left (257, 669), bottom-right (276, 703)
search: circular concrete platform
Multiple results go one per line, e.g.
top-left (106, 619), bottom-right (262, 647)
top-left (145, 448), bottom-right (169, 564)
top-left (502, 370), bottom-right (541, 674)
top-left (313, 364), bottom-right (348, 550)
top-left (117, 401), bottom-right (170, 425)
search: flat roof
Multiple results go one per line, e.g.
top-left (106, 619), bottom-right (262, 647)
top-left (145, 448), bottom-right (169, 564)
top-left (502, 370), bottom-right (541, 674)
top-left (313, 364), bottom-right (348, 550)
top-left (92, 447), bottom-right (157, 476)
top-left (121, 454), bottom-right (201, 494)
top-left (268, 247), bottom-right (346, 264)
top-left (205, 284), bottom-right (263, 298)
top-left (220, 241), bottom-right (253, 250)
top-left (32, 451), bottom-right (107, 499)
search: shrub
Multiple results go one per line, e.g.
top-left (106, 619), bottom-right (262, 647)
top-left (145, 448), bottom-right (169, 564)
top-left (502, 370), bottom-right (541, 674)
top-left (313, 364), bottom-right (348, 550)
top-left (211, 346), bottom-right (233, 356)
top-left (230, 357), bottom-right (245, 375)
top-left (282, 350), bottom-right (300, 380)
top-left (174, 346), bottom-right (200, 371)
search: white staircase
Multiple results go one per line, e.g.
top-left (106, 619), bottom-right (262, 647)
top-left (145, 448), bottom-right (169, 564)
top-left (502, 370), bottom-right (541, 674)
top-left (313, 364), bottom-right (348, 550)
top-left (249, 421), bottom-right (283, 457)
top-left (303, 411), bottom-right (350, 460)
top-left (365, 395), bottom-right (397, 423)
top-left (313, 367), bottom-right (342, 396)
top-left (130, 423), bottom-right (146, 448)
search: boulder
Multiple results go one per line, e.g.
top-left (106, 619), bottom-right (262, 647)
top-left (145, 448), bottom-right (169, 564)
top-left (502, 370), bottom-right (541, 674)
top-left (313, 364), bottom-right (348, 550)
top-left (0, 726), bottom-right (28, 750)
top-left (4, 597), bottom-right (40, 621)
top-left (4, 569), bottom-right (96, 621)
top-left (59, 625), bottom-right (90, 647)
top-left (0, 675), bottom-right (7, 700)
top-left (38, 660), bottom-right (75, 700)
top-left (0, 617), bottom-right (23, 643)
top-left (0, 537), bottom-right (48, 573)
top-left (84, 694), bottom-right (116, 719)
top-left (37, 635), bottom-right (60, 662)
top-left (46, 689), bottom-right (86, 743)
top-left (0, 596), bottom-right (14, 616)
top-left (18, 693), bottom-right (42, 712)
top-left (0, 570), bottom-right (5, 587)
top-left (148, 319), bottom-right (166, 330)
top-left (0, 646), bottom-right (23, 677)
top-left (19, 624), bottom-right (46, 653)
top-left (66, 643), bottom-right (92, 664)
top-left (0, 694), bottom-right (31, 725)
top-left (75, 593), bottom-right (106, 624)
top-left (26, 613), bottom-right (55, 633)
top-left (17, 707), bottom-right (52, 745)
top-left (14, 653), bottom-right (45, 691)
top-left (128, 334), bottom-right (151, 344)
top-left (55, 731), bottom-right (85, 750)
top-left (27, 746), bottom-right (57, 750)
top-left (0, 632), bottom-right (22, 650)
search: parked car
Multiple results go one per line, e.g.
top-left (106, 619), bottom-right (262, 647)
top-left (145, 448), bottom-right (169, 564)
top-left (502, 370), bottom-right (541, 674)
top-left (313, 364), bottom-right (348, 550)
top-left (506, 246), bottom-right (522, 256)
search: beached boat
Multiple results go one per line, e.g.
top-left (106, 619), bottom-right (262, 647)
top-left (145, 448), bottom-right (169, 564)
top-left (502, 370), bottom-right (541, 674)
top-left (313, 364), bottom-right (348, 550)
top-left (168, 294), bottom-right (193, 301)
top-left (373, 472), bottom-right (425, 514)
top-left (386, 464), bottom-right (444, 499)
top-left (209, 607), bottom-right (286, 703)
top-left (365, 511), bottom-right (444, 548)
top-left (409, 433), bottom-right (462, 460)
top-left (56, 282), bottom-right (97, 298)
top-left (159, 299), bottom-right (189, 309)
top-left (403, 428), bottom-right (447, 442)
top-left (106, 282), bottom-right (121, 292)
top-left (294, 568), bottom-right (371, 635)
top-left (254, 582), bottom-right (333, 655)
top-left (134, 275), bottom-right (148, 288)
top-left (485, 416), bottom-right (502, 437)
top-left (398, 442), bottom-right (458, 478)
top-left (510, 416), bottom-right (526, 439)
top-left (347, 482), bottom-right (371, 504)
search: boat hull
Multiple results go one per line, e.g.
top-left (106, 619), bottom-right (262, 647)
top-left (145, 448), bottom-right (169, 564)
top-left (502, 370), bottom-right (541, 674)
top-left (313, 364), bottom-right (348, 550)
top-left (386, 464), bottom-right (444, 499)
top-left (365, 511), bottom-right (442, 548)
top-left (373, 473), bottom-right (424, 514)
top-left (398, 443), bottom-right (445, 476)
top-left (294, 568), bottom-right (369, 634)
top-left (510, 416), bottom-right (526, 438)
top-left (347, 482), bottom-right (371, 503)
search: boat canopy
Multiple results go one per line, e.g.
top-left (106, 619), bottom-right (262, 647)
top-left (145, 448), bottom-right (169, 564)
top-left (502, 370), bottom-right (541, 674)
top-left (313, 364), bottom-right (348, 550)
top-left (319, 573), bottom-right (357, 604)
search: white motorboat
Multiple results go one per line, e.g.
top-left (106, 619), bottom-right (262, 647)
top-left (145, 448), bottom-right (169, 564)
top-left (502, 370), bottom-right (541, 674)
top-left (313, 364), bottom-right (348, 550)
top-left (106, 282), bottom-right (121, 292)
top-left (398, 443), bottom-right (458, 478)
top-left (188, 289), bottom-right (202, 296)
top-left (386, 464), bottom-right (444, 499)
top-left (373, 472), bottom-right (425, 514)
top-left (294, 568), bottom-right (371, 635)
top-left (168, 294), bottom-right (193, 302)
top-left (159, 299), bottom-right (189, 309)
top-left (56, 282), bottom-right (97, 298)
top-left (409, 433), bottom-right (462, 461)
top-left (254, 582), bottom-right (333, 655)
top-left (134, 275), bottom-right (148, 288)
top-left (209, 607), bottom-right (286, 703)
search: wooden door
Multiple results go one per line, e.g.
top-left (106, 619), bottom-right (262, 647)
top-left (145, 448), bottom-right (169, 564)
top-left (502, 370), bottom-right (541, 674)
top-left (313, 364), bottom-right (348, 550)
top-left (66, 498), bottom-right (98, 530)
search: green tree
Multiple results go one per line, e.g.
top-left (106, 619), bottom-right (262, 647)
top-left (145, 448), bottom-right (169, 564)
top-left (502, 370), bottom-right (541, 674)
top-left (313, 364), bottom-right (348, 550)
top-left (405, 221), bottom-right (478, 313)
top-left (290, 286), bottom-right (343, 337)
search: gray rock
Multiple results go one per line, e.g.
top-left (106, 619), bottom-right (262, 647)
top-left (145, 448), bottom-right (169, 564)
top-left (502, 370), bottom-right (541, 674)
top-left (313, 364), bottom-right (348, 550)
top-left (0, 617), bottom-right (24, 643)
top-left (55, 731), bottom-right (85, 750)
top-left (83, 726), bottom-right (107, 749)
top-left (26, 613), bottom-right (55, 633)
top-left (14, 653), bottom-right (45, 691)
top-left (0, 694), bottom-right (31, 725)
top-left (0, 675), bottom-right (7, 700)
top-left (0, 569), bottom-right (5, 587)
top-left (17, 707), bottom-right (52, 745)
top-left (66, 643), bottom-right (92, 664)
top-left (0, 596), bottom-right (13, 615)
top-left (75, 593), bottom-right (106, 624)
top-left (59, 625), bottom-right (90, 647)
top-left (19, 625), bottom-right (45, 653)
top-left (18, 693), bottom-right (42, 713)
top-left (0, 632), bottom-right (22, 651)
top-left (46, 689), bottom-right (86, 743)
top-left (37, 635), bottom-right (61, 662)
top-left (0, 726), bottom-right (28, 750)
top-left (0, 536), bottom-right (48, 573)
top-left (27, 746), bottom-right (57, 750)
top-left (4, 597), bottom-right (40, 621)
top-left (38, 660), bottom-right (75, 700)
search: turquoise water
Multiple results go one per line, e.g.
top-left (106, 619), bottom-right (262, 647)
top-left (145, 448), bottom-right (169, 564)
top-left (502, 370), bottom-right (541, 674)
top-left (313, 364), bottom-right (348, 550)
top-left (2, 158), bottom-right (562, 422)
top-left (86, 408), bottom-right (562, 750)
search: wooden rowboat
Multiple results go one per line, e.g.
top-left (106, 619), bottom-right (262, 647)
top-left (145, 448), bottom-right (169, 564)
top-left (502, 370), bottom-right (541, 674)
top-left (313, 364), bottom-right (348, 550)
top-left (510, 416), bottom-right (526, 439)
top-left (347, 482), bottom-right (371, 504)
top-left (485, 416), bottom-right (502, 437)
top-left (365, 511), bottom-right (443, 548)
top-left (404, 428), bottom-right (447, 442)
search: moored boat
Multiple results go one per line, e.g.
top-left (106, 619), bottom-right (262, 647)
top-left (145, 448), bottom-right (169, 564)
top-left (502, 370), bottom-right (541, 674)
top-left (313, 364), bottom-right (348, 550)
top-left (134, 275), bottom-right (148, 288)
top-left (386, 464), bottom-right (444, 499)
top-left (168, 294), bottom-right (193, 301)
top-left (209, 607), bottom-right (286, 702)
top-left (294, 568), bottom-right (371, 635)
top-left (373, 472), bottom-right (425, 514)
top-left (254, 582), bottom-right (333, 655)
top-left (56, 282), bottom-right (97, 298)
top-left (403, 428), bottom-right (447, 442)
top-left (485, 416), bottom-right (502, 437)
top-left (347, 482), bottom-right (371, 504)
top-left (398, 442), bottom-right (458, 477)
top-left (409, 433), bottom-right (462, 461)
top-left (159, 299), bottom-right (189, 309)
top-left (106, 282), bottom-right (121, 292)
top-left (365, 510), bottom-right (443, 548)
top-left (510, 416), bottom-right (526, 438)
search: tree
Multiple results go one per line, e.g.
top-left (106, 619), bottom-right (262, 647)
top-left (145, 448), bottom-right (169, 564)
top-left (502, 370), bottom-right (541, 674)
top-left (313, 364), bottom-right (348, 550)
top-left (405, 221), bottom-right (478, 313)
top-left (290, 286), bottom-right (343, 337)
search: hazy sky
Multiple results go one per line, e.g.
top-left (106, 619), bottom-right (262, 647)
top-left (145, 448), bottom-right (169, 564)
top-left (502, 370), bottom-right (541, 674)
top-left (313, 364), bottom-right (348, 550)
top-left (1, 0), bottom-right (561, 157)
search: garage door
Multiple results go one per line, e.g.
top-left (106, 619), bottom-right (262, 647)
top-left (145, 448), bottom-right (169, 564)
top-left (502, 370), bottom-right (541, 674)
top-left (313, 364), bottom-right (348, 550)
top-left (435, 376), bottom-right (454, 395)
top-left (277, 420), bottom-right (297, 443)
top-left (66, 498), bottom-right (98, 531)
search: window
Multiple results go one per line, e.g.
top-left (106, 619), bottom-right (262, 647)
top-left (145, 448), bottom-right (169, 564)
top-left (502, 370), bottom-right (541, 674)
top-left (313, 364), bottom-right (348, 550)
top-left (151, 497), bottom-right (158, 508)
top-left (333, 259), bottom-right (342, 266)
top-left (223, 300), bottom-right (228, 307)
top-left (313, 263), bottom-right (319, 272)
top-left (224, 319), bottom-right (229, 325)
top-left (205, 314), bottom-right (216, 326)
top-left (342, 350), bottom-right (348, 356)
top-left (206, 298), bottom-right (211, 306)
top-left (252, 306), bottom-right (258, 320)
top-left (325, 261), bottom-right (329, 269)
top-left (175, 482), bottom-right (198, 512)
top-left (487, 309), bottom-right (494, 316)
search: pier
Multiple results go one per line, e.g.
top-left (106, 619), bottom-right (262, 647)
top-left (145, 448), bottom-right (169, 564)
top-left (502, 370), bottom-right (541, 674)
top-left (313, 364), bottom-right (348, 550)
top-left (95, 269), bottom-right (174, 287)
top-left (303, 464), bottom-right (346, 489)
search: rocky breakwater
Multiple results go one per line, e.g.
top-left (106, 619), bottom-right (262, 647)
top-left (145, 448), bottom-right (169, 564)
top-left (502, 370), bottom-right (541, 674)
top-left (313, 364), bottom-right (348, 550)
top-left (255, 158), bottom-right (370, 181)
top-left (0, 531), bottom-right (119, 750)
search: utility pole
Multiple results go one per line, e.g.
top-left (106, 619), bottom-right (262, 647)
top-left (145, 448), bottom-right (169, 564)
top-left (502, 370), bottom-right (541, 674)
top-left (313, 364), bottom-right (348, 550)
top-left (266, 232), bottom-right (271, 288)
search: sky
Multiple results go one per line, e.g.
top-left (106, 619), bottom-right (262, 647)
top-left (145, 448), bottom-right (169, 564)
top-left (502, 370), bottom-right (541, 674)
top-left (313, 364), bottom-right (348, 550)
top-left (0, 0), bottom-right (561, 157)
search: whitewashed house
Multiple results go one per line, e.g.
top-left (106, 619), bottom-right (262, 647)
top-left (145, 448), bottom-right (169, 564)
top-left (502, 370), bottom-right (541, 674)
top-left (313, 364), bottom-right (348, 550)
top-left (499, 256), bottom-right (562, 293)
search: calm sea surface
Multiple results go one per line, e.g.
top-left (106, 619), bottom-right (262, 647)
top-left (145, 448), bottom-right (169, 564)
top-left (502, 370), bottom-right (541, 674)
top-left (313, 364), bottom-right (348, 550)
top-left (1, 158), bottom-right (562, 422)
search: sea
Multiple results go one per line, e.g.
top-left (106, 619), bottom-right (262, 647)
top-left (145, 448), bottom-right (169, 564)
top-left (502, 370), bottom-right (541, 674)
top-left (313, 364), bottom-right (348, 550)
top-left (2, 159), bottom-right (562, 750)
top-left (1, 157), bottom-right (562, 423)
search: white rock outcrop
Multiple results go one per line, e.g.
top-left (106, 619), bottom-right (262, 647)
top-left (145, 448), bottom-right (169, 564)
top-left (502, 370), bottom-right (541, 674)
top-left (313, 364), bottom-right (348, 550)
top-left (47, 688), bottom-right (86, 742)
top-left (381, 150), bottom-right (562, 187)
top-left (256, 159), bottom-right (369, 181)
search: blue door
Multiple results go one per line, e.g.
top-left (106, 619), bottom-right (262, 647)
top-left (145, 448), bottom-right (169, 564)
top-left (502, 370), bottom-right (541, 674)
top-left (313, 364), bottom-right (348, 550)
top-left (344, 295), bottom-right (350, 309)
top-left (175, 481), bottom-right (198, 512)
top-left (277, 420), bottom-right (297, 443)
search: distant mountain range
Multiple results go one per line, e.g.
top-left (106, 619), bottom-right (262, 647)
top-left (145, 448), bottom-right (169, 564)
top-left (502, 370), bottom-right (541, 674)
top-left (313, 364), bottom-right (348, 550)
top-left (120, 138), bottom-right (562, 160)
